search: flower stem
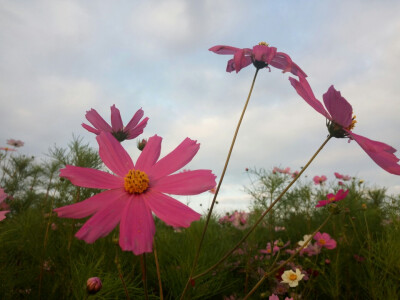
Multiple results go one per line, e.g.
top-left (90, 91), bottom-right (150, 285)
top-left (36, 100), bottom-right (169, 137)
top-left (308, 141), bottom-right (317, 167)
top-left (243, 214), bottom-right (332, 299)
top-left (115, 248), bottom-right (130, 300)
top-left (153, 239), bottom-right (164, 300)
top-left (180, 68), bottom-right (259, 299)
top-left (192, 135), bottom-right (332, 281)
top-left (180, 68), bottom-right (260, 299)
top-left (140, 254), bottom-right (149, 300)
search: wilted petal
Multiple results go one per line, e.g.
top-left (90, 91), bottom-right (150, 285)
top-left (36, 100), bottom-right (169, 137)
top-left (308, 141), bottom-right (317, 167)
top-left (110, 105), bottom-right (124, 132)
top-left (97, 132), bottom-right (134, 177)
top-left (60, 165), bottom-right (124, 189)
top-left (145, 190), bottom-right (201, 228)
top-left (289, 76), bottom-right (331, 120)
top-left (54, 189), bottom-right (125, 219)
top-left (75, 196), bottom-right (127, 243)
top-left (119, 194), bottom-right (155, 254)
top-left (348, 132), bottom-right (400, 175)
top-left (152, 170), bottom-right (216, 195)
top-left (149, 138), bottom-right (200, 180)
top-left (209, 45), bottom-right (241, 55)
top-left (135, 135), bottom-right (162, 173)
top-left (85, 109), bottom-right (112, 132)
top-left (323, 86), bottom-right (353, 128)
top-left (233, 49), bottom-right (252, 73)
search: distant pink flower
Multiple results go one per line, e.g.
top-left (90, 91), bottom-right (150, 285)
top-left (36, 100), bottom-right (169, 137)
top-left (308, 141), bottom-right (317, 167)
top-left (342, 175), bottom-right (351, 181)
top-left (209, 42), bottom-right (307, 77)
top-left (316, 189), bottom-right (349, 207)
top-left (314, 232), bottom-right (337, 249)
top-left (313, 175), bottom-right (327, 185)
top-left (230, 211), bottom-right (249, 230)
top-left (55, 132), bottom-right (216, 255)
top-left (334, 172), bottom-right (343, 179)
top-left (275, 226), bottom-right (286, 232)
top-left (291, 171), bottom-right (299, 179)
top-left (87, 277), bottom-right (102, 294)
top-left (82, 105), bottom-right (149, 142)
top-left (0, 188), bottom-right (10, 221)
top-left (0, 147), bottom-right (16, 152)
top-left (338, 181), bottom-right (344, 186)
top-left (354, 254), bottom-right (366, 262)
top-left (290, 76), bottom-right (400, 175)
top-left (269, 295), bottom-right (279, 300)
top-left (7, 139), bottom-right (24, 147)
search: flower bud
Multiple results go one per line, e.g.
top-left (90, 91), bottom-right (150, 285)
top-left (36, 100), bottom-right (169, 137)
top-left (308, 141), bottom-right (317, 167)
top-left (137, 139), bottom-right (147, 151)
top-left (87, 277), bottom-right (102, 294)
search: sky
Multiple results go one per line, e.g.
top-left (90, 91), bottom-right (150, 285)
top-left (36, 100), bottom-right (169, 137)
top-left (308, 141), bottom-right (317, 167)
top-left (1, 0), bottom-right (400, 214)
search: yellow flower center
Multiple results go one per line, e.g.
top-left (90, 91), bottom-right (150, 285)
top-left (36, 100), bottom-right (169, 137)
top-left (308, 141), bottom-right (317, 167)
top-left (124, 169), bottom-right (149, 194)
top-left (258, 41), bottom-right (269, 46)
top-left (319, 239), bottom-right (326, 245)
top-left (328, 196), bottom-right (336, 202)
top-left (289, 273), bottom-right (297, 281)
top-left (346, 115), bottom-right (357, 131)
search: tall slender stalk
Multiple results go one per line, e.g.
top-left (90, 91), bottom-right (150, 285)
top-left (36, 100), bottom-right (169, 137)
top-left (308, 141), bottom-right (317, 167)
top-left (140, 254), bottom-right (149, 300)
top-left (153, 239), bottom-right (164, 300)
top-left (180, 68), bottom-right (260, 299)
top-left (191, 135), bottom-right (332, 281)
top-left (243, 214), bottom-right (332, 299)
top-left (115, 247), bottom-right (130, 300)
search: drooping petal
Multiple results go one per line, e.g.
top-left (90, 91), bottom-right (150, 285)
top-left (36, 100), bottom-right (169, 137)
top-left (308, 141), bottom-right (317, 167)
top-left (134, 135), bottom-right (161, 174)
top-left (54, 189), bottom-right (125, 219)
top-left (82, 123), bottom-right (101, 135)
top-left (323, 86), bottom-right (353, 128)
top-left (289, 76), bottom-right (331, 120)
top-left (233, 49), bottom-right (252, 73)
top-left (209, 45), bottom-right (241, 55)
top-left (269, 52), bottom-right (293, 73)
top-left (75, 196), bottom-right (127, 243)
top-left (85, 109), bottom-right (113, 132)
top-left (315, 200), bottom-right (330, 208)
top-left (96, 132), bottom-right (134, 177)
top-left (0, 210), bottom-right (10, 221)
top-left (152, 170), bottom-right (216, 195)
top-left (336, 189), bottom-right (349, 201)
top-left (144, 190), bottom-right (201, 228)
top-left (60, 165), bottom-right (124, 189)
top-left (125, 108), bottom-right (144, 132)
top-left (288, 62), bottom-right (307, 78)
top-left (252, 45), bottom-right (277, 64)
top-left (110, 105), bottom-right (124, 132)
top-left (127, 117), bottom-right (149, 139)
top-left (348, 132), bottom-right (400, 175)
top-left (119, 194), bottom-right (155, 254)
top-left (148, 138), bottom-right (200, 180)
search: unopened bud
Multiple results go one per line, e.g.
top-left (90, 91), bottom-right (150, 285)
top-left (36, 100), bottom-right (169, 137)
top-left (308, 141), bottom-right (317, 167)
top-left (87, 277), bottom-right (102, 294)
top-left (137, 139), bottom-right (147, 151)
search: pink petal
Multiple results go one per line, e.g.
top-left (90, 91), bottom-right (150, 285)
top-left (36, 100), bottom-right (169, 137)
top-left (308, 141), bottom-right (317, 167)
top-left (152, 170), bottom-right (216, 195)
top-left (60, 165), bottom-right (124, 189)
top-left (135, 135), bottom-right (162, 173)
top-left (0, 188), bottom-right (7, 203)
top-left (252, 45), bottom-right (277, 64)
top-left (149, 138), bottom-right (200, 180)
top-left (209, 45), bottom-right (241, 55)
top-left (315, 200), bottom-right (329, 208)
top-left (96, 132), bottom-right (134, 177)
top-left (110, 105), bottom-right (124, 132)
top-left (323, 86), bottom-right (353, 128)
top-left (226, 58), bottom-right (236, 72)
top-left (82, 123), bottom-right (101, 135)
top-left (119, 194), bottom-right (155, 254)
top-left (348, 132), bottom-right (400, 175)
top-left (336, 189), bottom-right (349, 201)
top-left (233, 49), bottom-right (253, 73)
top-left (0, 210), bottom-right (10, 221)
top-left (54, 189), bottom-right (125, 219)
top-left (269, 51), bottom-right (293, 72)
top-left (75, 196), bottom-right (127, 243)
top-left (85, 109), bottom-right (112, 132)
top-left (289, 62), bottom-right (307, 78)
top-left (125, 108), bottom-right (144, 132)
top-left (127, 117), bottom-right (149, 139)
top-left (144, 190), bottom-right (201, 228)
top-left (289, 76), bottom-right (331, 120)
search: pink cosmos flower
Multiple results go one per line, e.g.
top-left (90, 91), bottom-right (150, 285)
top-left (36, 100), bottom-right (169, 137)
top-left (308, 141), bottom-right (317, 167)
top-left (269, 295), bottom-right (279, 300)
top-left (313, 175), bottom-right (327, 185)
top-left (82, 105), bottom-right (149, 142)
top-left (334, 172), bottom-right (343, 179)
top-left (54, 132), bottom-right (216, 255)
top-left (313, 232), bottom-right (337, 249)
top-left (290, 76), bottom-right (400, 175)
top-left (0, 188), bottom-right (10, 221)
top-left (315, 189), bottom-right (349, 207)
top-left (0, 147), bottom-right (16, 152)
top-left (209, 42), bottom-right (307, 77)
top-left (7, 139), bottom-right (24, 147)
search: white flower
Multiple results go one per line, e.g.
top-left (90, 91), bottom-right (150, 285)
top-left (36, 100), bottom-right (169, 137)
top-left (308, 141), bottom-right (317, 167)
top-left (281, 268), bottom-right (304, 287)
top-left (297, 234), bottom-right (312, 247)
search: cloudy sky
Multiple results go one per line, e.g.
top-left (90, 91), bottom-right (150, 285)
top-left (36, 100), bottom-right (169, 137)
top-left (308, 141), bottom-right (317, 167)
top-left (1, 0), bottom-right (399, 213)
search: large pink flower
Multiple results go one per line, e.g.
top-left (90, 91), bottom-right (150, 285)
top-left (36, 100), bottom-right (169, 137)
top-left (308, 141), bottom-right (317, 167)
top-left (0, 188), bottom-right (10, 221)
top-left (316, 189), bottom-right (349, 208)
top-left (290, 76), bottom-right (400, 175)
top-left (54, 132), bottom-right (216, 255)
top-left (313, 232), bottom-right (337, 250)
top-left (82, 105), bottom-right (149, 142)
top-left (209, 42), bottom-right (307, 77)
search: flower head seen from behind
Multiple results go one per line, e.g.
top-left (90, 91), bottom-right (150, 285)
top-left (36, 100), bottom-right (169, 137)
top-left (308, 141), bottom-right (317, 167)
top-left (281, 268), bottom-right (304, 287)
top-left (0, 188), bottom-right (10, 221)
top-left (82, 105), bottom-right (149, 142)
top-left (314, 232), bottom-right (337, 249)
top-left (55, 132), bottom-right (216, 255)
top-left (290, 76), bottom-right (400, 175)
top-left (313, 175), bottom-right (327, 185)
top-left (209, 42), bottom-right (307, 77)
top-left (316, 189), bottom-right (349, 208)
top-left (7, 139), bottom-right (24, 147)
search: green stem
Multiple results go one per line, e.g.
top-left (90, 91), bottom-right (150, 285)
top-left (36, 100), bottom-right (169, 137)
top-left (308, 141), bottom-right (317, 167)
top-left (115, 248), bottom-right (130, 300)
top-left (180, 68), bottom-right (260, 299)
top-left (140, 254), bottom-right (149, 300)
top-left (192, 135), bottom-right (332, 281)
top-left (153, 239), bottom-right (164, 300)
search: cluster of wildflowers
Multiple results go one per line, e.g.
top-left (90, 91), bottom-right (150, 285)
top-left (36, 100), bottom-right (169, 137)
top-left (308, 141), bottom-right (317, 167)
top-left (0, 188), bottom-right (10, 221)
top-left (285, 232), bottom-right (337, 258)
top-left (218, 210), bottom-right (249, 230)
